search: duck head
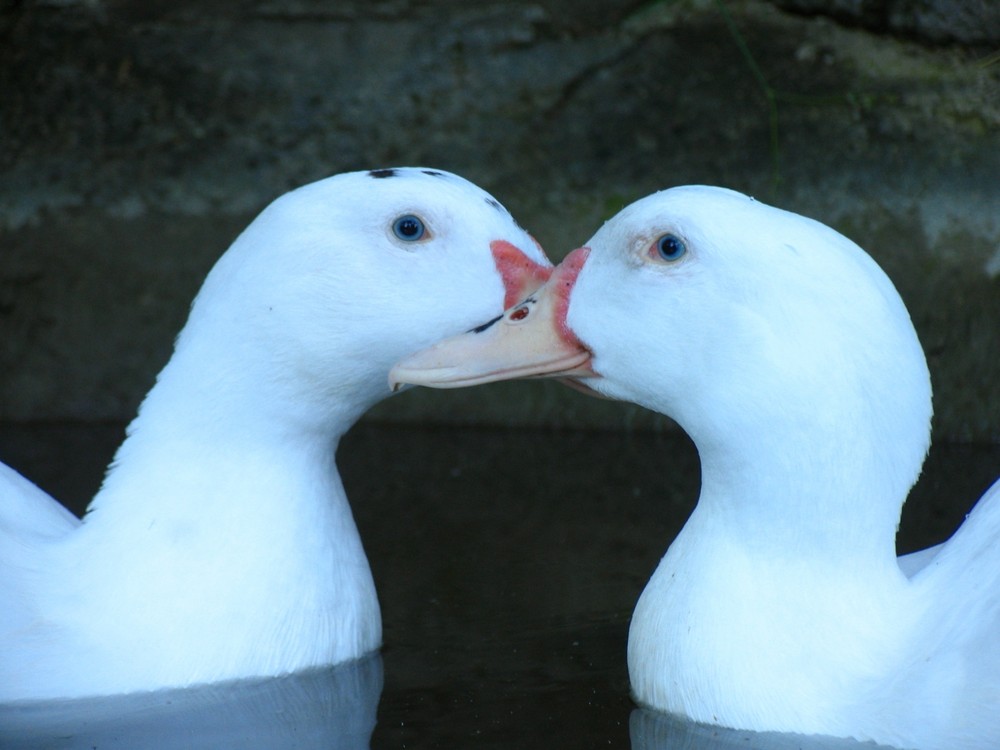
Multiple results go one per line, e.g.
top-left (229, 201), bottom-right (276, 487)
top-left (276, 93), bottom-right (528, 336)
top-left (392, 186), bottom-right (933, 533)
top-left (161, 167), bottom-right (551, 431)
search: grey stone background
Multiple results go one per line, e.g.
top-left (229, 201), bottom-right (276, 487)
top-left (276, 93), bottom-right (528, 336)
top-left (2, 0), bottom-right (998, 441)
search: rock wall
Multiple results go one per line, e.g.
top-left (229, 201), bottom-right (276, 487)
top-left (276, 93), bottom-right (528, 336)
top-left (2, 0), bottom-right (998, 440)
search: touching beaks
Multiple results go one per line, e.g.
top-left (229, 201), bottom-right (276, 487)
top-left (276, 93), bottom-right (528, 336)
top-left (490, 240), bottom-right (553, 309)
top-left (390, 247), bottom-right (594, 391)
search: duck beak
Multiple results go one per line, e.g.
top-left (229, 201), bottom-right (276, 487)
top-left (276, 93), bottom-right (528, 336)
top-left (390, 247), bottom-right (594, 391)
top-left (490, 239), bottom-right (553, 308)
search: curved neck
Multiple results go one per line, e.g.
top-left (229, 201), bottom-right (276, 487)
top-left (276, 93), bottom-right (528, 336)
top-left (687, 403), bottom-right (922, 572)
top-left (84, 311), bottom-right (376, 526)
top-left (73, 331), bottom-right (379, 644)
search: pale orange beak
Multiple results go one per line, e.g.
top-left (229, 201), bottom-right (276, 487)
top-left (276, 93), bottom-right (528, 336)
top-left (390, 247), bottom-right (594, 391)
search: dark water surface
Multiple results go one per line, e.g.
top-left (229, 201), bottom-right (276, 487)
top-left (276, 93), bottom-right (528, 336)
top-left (0, 423), bottom-right (997, 749)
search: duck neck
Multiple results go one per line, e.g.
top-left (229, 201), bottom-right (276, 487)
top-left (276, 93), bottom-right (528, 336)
top-left (689, 410), bottom-right (918, 572)
top-left (71, 318), bottom-right (384, 655)
top-left (628, 412), bottom-right (929, 728)
top-left (85, 314), bottom-right (376, 532)
top-left (67, 332), bottom-right (384, 674)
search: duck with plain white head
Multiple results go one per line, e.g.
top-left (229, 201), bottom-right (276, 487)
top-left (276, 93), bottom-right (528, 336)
top-left (0, 167), bottom-right (551, 702)
top-left (390, 185), bottom-right (1000, 750)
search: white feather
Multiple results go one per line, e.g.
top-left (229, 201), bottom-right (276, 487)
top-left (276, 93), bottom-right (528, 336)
top-left (0, 168), bottom-right (547, 701)
top-left (565, 186), bottom-right (999, 749)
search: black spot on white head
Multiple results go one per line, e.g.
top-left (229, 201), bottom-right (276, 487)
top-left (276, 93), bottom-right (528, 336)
top-left (422, 170), bottom-right (445, 177)
top-left (369, 168), bottom-right (397, 179)
top-left (485, 197), bottom-right (505, 213)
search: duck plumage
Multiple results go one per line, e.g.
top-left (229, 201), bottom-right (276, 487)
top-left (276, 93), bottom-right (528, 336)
top-left (0, 167), bottom-right (550, 702)
top-left (390, 185), bottom-right (1000, 750)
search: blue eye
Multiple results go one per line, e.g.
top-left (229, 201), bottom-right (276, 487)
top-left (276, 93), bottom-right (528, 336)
top-left (655, 233), bottom-right (686, 261)
top-left (392, 214), bottom-right (426, 241)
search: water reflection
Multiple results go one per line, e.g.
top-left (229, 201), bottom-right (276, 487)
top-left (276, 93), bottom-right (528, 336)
top-left (630, 708), bottom-right (897, 750)
top-left (0, 654), bottom-right (382, 750)
top-left (1, 423), bottom-right (996, 748)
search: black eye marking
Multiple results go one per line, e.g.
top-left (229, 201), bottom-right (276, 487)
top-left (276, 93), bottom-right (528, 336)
top-left (469, 314), bottom-right (502, 334)
top-left (422, 170), bottom-right (445, 177)
top-left (369, 168), bottom-right (397, 179)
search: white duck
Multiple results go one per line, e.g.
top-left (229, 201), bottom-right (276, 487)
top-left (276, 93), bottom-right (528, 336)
top-left (0, 167), bottom-right (551, 702)
top-left (390, 186), bottom-right (1000, 750)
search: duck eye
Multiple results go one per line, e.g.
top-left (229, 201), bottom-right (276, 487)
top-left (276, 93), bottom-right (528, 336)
top-left (654, 233), bottom-right (686, 261)
top-left (392, 214), bottom-right (426, 241)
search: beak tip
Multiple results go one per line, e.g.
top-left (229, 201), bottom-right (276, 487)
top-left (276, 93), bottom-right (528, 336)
top-left (388, 369), bottom-right (406, 392)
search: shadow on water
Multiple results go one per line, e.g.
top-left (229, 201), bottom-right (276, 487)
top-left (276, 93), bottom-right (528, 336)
top-left (0, 423), bottom-right (997, 748)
